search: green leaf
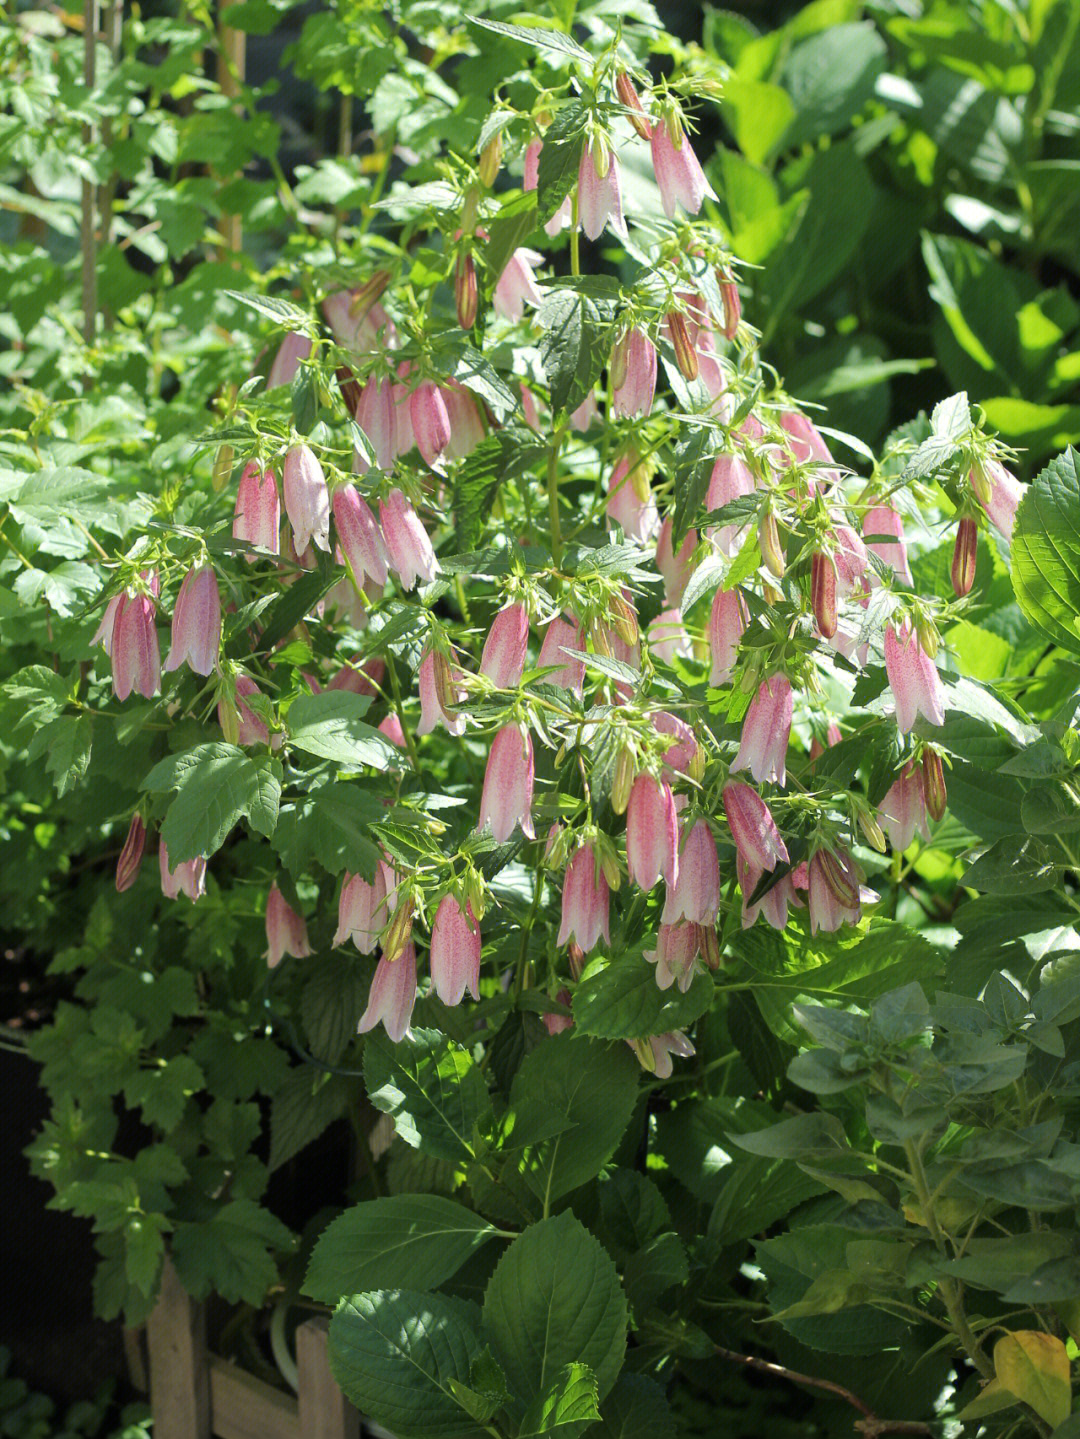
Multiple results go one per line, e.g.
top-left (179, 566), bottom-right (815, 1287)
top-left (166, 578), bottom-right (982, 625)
top-left (720, 79), bottom-right (796, 165)
top-left (467, 17), bottom-right (593, 64)
top-left (288, 690), bottom-right (402, 770)
top-left (573, 951), bottom-right (713, 1040)
top-left (171, 1200), bottom-right (294, 1306)
top-left (482, 1212), bottom-right (627, 1410)
top-left (446, 344), bottom-right (520, 421)
top-left (364, 1028), bottom-right (488, 1163)
top-left (302, 953), bottom-right (369, 1064)
top-left (592, 1375), bottom-right (673, 1439)
top-left (123, 1055), bottom-right (204, 1133)
top-left (305, 1196), bottom-right (503, 1305)
top-left (485, 191), bottom-right (539, 286)
top-left (994, 1331), bottom-right (1071, 1431)
top-left (268, 1068), bottom-right (349, 1172)
top-left (537, 290), bottom-right (606, 416)
top-left (10, 467), bottom-right (116, 524)
top-left (671, 425), bottom-right (717, 545)
top-left (621, 1232), bottom-right (689, 1310)
top-left (223, 290), bottom-right (316, 334)
top-left (519, 1363), bottom-right (600, 1437)
top-left (249, 561), bottom-right (339, 656)
top-left (1012, 448), bottom-right (1080, 656)
top-left (143, 744), bottom-right (281, 861)
top-left (780, 24), bottom-right (888, 149)
top-left (962, 834), bottom-right (1065, 894)
top-left (941, 1233), bottom-right (1077, 1295)
top-left (509, 1034), bottom-right (640, 1205)
top-left (329, 1289), bottom-right (484, 1439)
top-left (272, 784), bottom-right (384, 878)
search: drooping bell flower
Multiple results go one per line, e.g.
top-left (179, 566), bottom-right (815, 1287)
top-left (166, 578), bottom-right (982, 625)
top-left (780, 410), bottom-right (835, 473)
top-left (112, 590), bottom-right (161, 702)
top-left (283, 445), bottom-right (331, 554)
top-left (493, 248), bottom-right (544, 322)
top-left (379, 489), bottom-right (439, 589)
top-left (542, 989), bottom-right (575, 1036)
top-left (335, 867), bottom-right (389, 953)
top-left (878, 763), bottom-right (932, 852)
top-left (862, 504), bottom-right (912, 587)
top-left (222, 674), bottom-right (271, 746)
top-left (649, 118), bottom-right (713, 219)
top-left (570, 391), bottom-right (598, 433)
top-left (606, 450), bottom-right (659, 541)
top-left (631, 1029), bottom-right (695, 1078)
top-left (626, 773), bottom-right (679, 891)
top-left (524, 139), bottom-right (572, 235)
top-left (654, 711), bottom-right (699, 776)
top-left (357, 941), bottom-right (417, 1044)
top-left (705, 453), bottom-right (755, 556)
top-left (537, 614), bottom-right (585, 697)
top-left (807, 848), bottom-right (863, 934)
top-left (708, 588), bottom-right (747, 686)
top-left (972, 458), bottom-right (1023, 539)
top-left (378, 712), bottom-right (407, 749)
top-left (884, 621), bottom-right (945, 734)
top-left (577, 139), bottom-right (625, 240)
top-left (442, 384), bottom-right (486, 461)
top-left (329, 656), bottom-right (385, 698)
top-left (265, 883), bottom-right (312, 968)
top-left (417, 648), bottom-right (465, 737)
top-left (732, 674), bottom-right (792, 786)
top-left (355, 376), bottom-right (396, 472)
top-left (722, 782), bottom-right (789, 872)
top-left (834, 525), bottom-right (869, 597)
top-left (663, 820), bottom-right (719, 926)
top-left (93, 594), bottom-right (123, 654)
top-left (481, 603), bottom-right (529, 689)
top-left (646, 923), bottom-right (702, 993)
top-left (429, 897), bottom-right (482, 1006)
top-left (409, 381), bottom-right (451, 467)
top-left (611, 328), bottom-right (657, 418)
top-left (115, 813), bottom-right (147, 893)
top-left (322, 281), bottom-right (395, 353)
top-left (479, 726), bottom-right (535, 843)
top-left (165, 565), bottom-right (221, 677)
top-left (557, 843), bottom-right (610, 951)
top-left (267, 332), bottom-right (312, 390)
top-left (233, 463), bottom-right (280, 555)
top-left (333, 484), bottom-right (388, 588)
top-left (656, 518), bottom-right (697, 607)
top-left (159, 838), bottom-right (206, 903)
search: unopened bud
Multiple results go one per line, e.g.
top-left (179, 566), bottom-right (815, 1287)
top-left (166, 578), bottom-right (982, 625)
top-left (717, 278), bottom-right (740, 341)
top-left (383, 893), bottom-right (415, 963)
top-left (567, 943), bottom-right (586, 981)
top-left (700, 924), bottom-right (721, 971)
top-left (611, 746), bottom-right (635, 815)
top-left (591, 130), bottom-right (610, 179)
top-left (915, 613), bottom-right (939, 660)
top-left (610, 332), bottom-right (630, 392)
top-left (478, 134), bottom-right (502, 188)
top-left (922, 750), bottom-right (947, 822)
top-left (951, 516), bottom-right (978, 598)
top-left (431, 650), bottom-right (457, 717)
top-left (609, 590), bottom-right (639, 648)
top-left (465, 871), bottom-right (486, 922)
top-left (818, 849), bottom-right (861, 908)
top-left (599, 847), bottom-right (621, 892)
top-left (592, 621), bottom-right (613, 658)
top-left (336, 366), bottom-right (362, 417)
top-left (116, 813), bottom-right (147, 893)
top-left (350, 270), bottom-right (391, 321)
top-left (615, 71), bottom-right (651, 140)
top-left (667, 311), bottom-right (698, 382)
top-left (455, 252), bottom-right (478, 331)
top-left (811, 550), bottom-right (838, 640)
top-left (219, 694), bottom-right (240, 746)
top-left (759, 510), bottom-right (785, 579)
top-left (857, 804), bottom-right (888, 854)
top-left (762, 582), bottom-right (783, 607)
top-left (688, 742), bottom-right (706, 784)
top-left (631, 1035), bottom-right (657, 1073)
top-left (666, 111), bottom-right (683, 149)
top-left (213, 445), bottom-right (234, 493)
top-left (969, 459), bottom-right (993, 508)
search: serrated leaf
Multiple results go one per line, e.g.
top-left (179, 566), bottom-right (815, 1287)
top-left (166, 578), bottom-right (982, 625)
top-left (1012, 447), bottom-right (1080, 656)
top-left (519, 1363), bottom-right (600, 1437)
top-left (537, 290), bottom-right (606, 416)
top-left (364, 1028), bottom-right (488, 1163)
top-left (142, 743), bottom-right (281, 861)
top-left (288, 689), bottom-right (402, 770)
top-left (223, 290), bottom-right (316, 334)
top-left (268, 1068), bottom-right (349, 1172)
top-left (993, 1331), bottom-right (1071, 1430)
top-left (467, 17), bottom-right (593, 63)
top-left (272, 784), bottom-right (384, 877)
top-left (573, 952), bottom-right (713, 1040)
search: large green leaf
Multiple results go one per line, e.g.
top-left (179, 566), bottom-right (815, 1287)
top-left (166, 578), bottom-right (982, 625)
top-left (142, 743), bottom-right (281, 861)
top-left (329, 1289), bottom-right (485, 1439)
top-left (780, 24), bottom-right (887, 150)
top-left (305, 1195), bottom-right (504, 1303)
top-left (573, 949), bottom-right (713, 1040)
top-left (1012, 448), bottom-right (1080, 656)
top-left (482, 1211), bottom-right (627, 1409)
top-left (288, 690), bottom-right (403, 770)
top-left (519, 1363), bottom-right (600, 1438)
top-left (364, 1027), bottom-right (488, 1163)
top-left (537, 290), bottom-right (607, 416)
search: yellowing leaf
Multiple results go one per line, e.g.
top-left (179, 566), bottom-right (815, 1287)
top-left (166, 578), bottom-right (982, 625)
top-left (993, 1330), bottom-right (1072, 1430)
top-left (956, 1378), bottom-right (1019, 1422)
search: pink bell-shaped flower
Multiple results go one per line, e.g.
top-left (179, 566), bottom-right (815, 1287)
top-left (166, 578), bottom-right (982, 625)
top-left (233, 463), bottom-right (280, 555)
top-left (557, 843), bottom-right (610, 952)
top-left (165, 565), bottom-right (221, 677)
top-left (322, 284), bottom-right (395, 353)
top-left (115, 813), bottom-right (147, 893)
top-left (542, 989), bottom-right (575, 1036)
top-left (833, 525), bottom-right (869, 597)
top-left (283, 445), bottom-right (331, 553)
top-left (884, 621), bottom-right (945, 734)
top-left (633, 1029), bottom-right (696, 1078)
top-left (333, 484), bottom-right (388, 588)
top-left (663, 820), bottom-right (720, 926)
top-left (705, 453), bottom-right (755, 557)
top-left (265, 883), bottom-right (312, 968)
top-left (479, 726), bottom-right (535, 843)
top-left (417, 648), bottom-right (465, 737)
top-left (732, 674), bottom-right (792, 786)
top-left (355, 377), bottom-right (396, 472)
top-left (863, 504), bottom-right (913, 587)
top-left (379, 489), bottom-right (439, 590)
top-left (722, 782), bottom-right (789, 872)
top-left (780, 410), bottom-right (835, 472)
top-left (493, 248), bottom-right (543, 322)
top-left (267, 332), bottom-right (312, 390)
top-left (429, 897), bottom-right (482, 1006)
top-left (974, 458), bottom-right (1023, 539)
top-left (357, 941), bottom-right (418, 1044)
top-left (158, 838), bottom-right (206, 902)
top-left (611, 328), bottom-right (657, 418)
top-left (577, 140), bottom-right (625, 240)
top-left (112, 590), bottom-right (161, 702)
top-left (645, 923), bottom-right (702, 993)
top-left (378, 712), bottom-right (407, 749)
top-left (708, 587), bottom-right (747, 686)
top-left (737, 855), bottom-right (807, 930)
top-left (537, 614), bottom-right (586, 697)
top-left (329, 655), bottom-right (385, 698)
top-left (93, 594), bottom-right (123, 654)
top-left (606, 451), bottom-right (659, 541)
top-left (335, 866), bottom-right (389, 954)
top-left (656, 518), bottom-right (698, 607)
top-left (410, 381), bottom-right (452, 467)
top-left (221, 674), bottom-right (271, 746)
top-left (878, 762), bottom-right (932, 851)
top-left (569, 391), bottom-right (598, 433)
top-left (481, 603), bottom-right (529, 689)
top-left (626, 774), bottom-right (679, 891)
top-left (442, 384), bottom-right (486, 461)
top-left (649, 120), bottom-right (713, 219)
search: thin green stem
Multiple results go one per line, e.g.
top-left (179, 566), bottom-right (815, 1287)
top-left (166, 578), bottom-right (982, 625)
top-left (386, 661), bottom-right (421, 769)
top-left (547, 422), bottom-right (566, 567)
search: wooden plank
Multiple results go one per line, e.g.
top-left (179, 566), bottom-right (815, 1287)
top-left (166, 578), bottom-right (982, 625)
top-left (146, 1256), bottom-right (212, 1439)
top-left (297, 1317), bottom-right (360, 1439)
top-left (208, 1355), bottom-right (298, 1439)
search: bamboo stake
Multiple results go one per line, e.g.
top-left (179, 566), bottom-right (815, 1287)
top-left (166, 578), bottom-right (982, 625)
top-left (216, 19), bottom-right (246, 258)
top-left (81, 0), bottom-right (99, 344)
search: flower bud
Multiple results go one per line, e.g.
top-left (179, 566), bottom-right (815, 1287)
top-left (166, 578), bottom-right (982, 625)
top-left (915, 613), bottom-right (939, 661)
top-left (455, 251), bottom-right (478, 331)
top-left (666, 311), bottom-right (698, 381)
top-left (811, 550), bottom-right (838, 640)
top-left (608, 589), bottom-right (639, 649)
top-left (700, 924), bottom-right (721, 971)
top-left (336, 365), bottom-right (363, 418)
top-left (615, 70), bottom-right (652, 139)
top-left (611, 745), bottom-right (635, 815)
top-left (116, 813), bottom-right (147, 893)
top-left (759, 510), bottom-right (785, 579)
top-left (951, 516), bottom-right (978, 598)
top-left (478, 132), bottom-right (502, 187)
top-left (383, 892), bottom-right (415, 965)
top-left (969, 458), bottom-right (993, 508)
top-left (856, 803), bottom-right (888, 854)
top-left (717, 278), bottom-right (741, 341)
top-left (922, 749), bottom-right (947, 822)
top-left (817, 847), bottom-right (862, 908)
top-left (213, 445), bottom-right (234, 492)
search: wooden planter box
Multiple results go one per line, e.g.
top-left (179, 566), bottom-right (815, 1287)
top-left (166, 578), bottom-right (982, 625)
top-left (144, 1258), bottom-right (358, 1439)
